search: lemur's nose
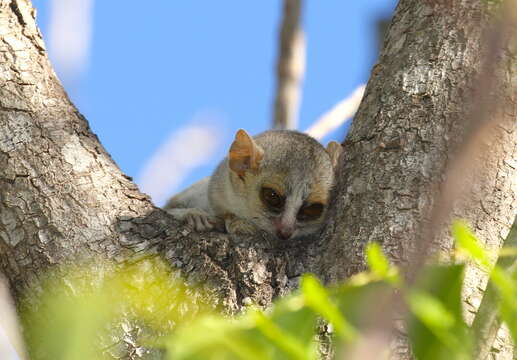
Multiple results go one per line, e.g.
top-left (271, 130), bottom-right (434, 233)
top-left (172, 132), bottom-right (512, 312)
top-left (273, 215), bottom-right (296, 240)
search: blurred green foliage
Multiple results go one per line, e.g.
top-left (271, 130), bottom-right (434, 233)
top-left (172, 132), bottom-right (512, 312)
top-left (19, 220), bottom-right (517, 359)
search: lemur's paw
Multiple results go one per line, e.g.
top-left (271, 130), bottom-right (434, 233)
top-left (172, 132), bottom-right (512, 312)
top-left (166, 208), bottom-right (218, 232)
top-left (224, 216), bottom-right (258, 236)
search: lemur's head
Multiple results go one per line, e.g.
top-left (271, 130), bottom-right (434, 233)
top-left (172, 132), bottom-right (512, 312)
top-left (228, 129), bottom-right (341, 240)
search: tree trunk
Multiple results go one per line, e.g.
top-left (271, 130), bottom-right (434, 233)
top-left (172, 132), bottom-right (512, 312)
top-left (0, 0), bottom-right (515, 359)
top-left (316, 0), bottom-right (516, 358)
top-left (0, 0), bottom-right (303, 322)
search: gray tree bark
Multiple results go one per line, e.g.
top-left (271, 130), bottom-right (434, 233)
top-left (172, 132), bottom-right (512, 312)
top-left (315, 0), bottom-right (516, 358)
top-left (0, 0), bottom-right (302, 320)
top-left (0, 0), bottom-right (515, 359)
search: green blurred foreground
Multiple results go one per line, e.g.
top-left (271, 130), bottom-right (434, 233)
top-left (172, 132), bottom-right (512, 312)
top-left (20, 221), bottom-right (517, 360)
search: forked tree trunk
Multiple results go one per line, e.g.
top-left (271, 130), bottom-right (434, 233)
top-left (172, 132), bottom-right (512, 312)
top-left (0, 0), bottom-right (515, 359)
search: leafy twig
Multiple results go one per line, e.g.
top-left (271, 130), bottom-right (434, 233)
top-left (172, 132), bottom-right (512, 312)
top-left (472, 215), bottom-right (517, 360)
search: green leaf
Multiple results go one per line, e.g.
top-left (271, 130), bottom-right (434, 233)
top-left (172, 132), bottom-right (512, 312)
top-left (366, 242), bottom-right (390, 276)
top-left (365, 242), bottom-right (400, 285)
top-left (406, 264), bottom-right (471, 360)
top-left (407, 291), bottom-right (455, 337)
top-left (21, 269), bottom-right (113, 360)
top-left (452, 221), bottom-right (490, 270)
top-left (166, 295), bottom-right (319, 360)
top-left (301, 274), bottom-right (357, 342)
top-left (268, 295), bottom-right (318, 351)
top-left (21, 259), bottom-right (214, 360)
top-left (166, 316), bottom-right (268, 360)
top-left (329, 278), bottom-right (396, 358)
top-left (489, 266), bottom-right (517, 344)
top-left (332, 280), bottom-right (392, 325)
top-left (452, 221), bottom-right (517, 346)
top-left (252, 310), bottom-right (314, 360)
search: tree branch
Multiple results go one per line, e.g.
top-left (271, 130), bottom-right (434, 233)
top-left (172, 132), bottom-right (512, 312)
top-left (305, 85), bottom-right (365, 140)
top-left (272, 0), bottom-right (305, 130)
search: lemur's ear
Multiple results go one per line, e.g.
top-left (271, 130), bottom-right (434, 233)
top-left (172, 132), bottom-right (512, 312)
top-left (229, 129), bottom-right (264, 176)
top-left (326, 141), bottom-right (342, 170)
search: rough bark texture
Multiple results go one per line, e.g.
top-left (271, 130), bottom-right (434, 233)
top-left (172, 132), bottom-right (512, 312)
top-left (0, 0), bottom-right (515, 359)
top-left (0, 0), bottom-right (308, 354)
top-left (316, 0), bottom-right (516, 358)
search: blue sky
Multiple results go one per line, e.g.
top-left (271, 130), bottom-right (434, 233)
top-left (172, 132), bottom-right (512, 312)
top-left (30, 1), bottom-right (396, 205)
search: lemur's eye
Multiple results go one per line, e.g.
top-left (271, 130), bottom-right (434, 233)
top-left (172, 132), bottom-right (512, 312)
top-left (260, 187), bottom-right (285, 212)
top-left (297, 203), bottom-right (324, 222)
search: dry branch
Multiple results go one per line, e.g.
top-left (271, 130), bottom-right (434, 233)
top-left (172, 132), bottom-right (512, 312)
top-left (272, 0), bottom-right (305, 130)
top-left (305, 85), bottom-right (365, 140)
